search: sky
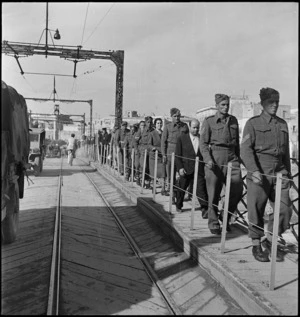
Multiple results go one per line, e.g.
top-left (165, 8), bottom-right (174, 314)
top-left (2, 2), bottom-right (298, 121)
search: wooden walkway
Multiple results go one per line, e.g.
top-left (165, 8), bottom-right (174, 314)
top-left (93, 161), bottom-right (298, 315)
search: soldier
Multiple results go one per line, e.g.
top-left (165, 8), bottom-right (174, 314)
top-left (115, 121), bottom-right (130, 175)
top-left (241, 87), bottom-right (292, 262)
top-left (110, 125), bottom-right (118, 169)
top-left (134, 121), bottom-right (145, 185)
top-left (134, 116), bottom-right (154, 188)
top-left (99, 128), bottom-right (110, 164)
top-left (161, 108), bottom-right (189, 203)
top-left (200, 94), bottom-right (243, 235)
top-left (123, 124), bottom-right (138, 181)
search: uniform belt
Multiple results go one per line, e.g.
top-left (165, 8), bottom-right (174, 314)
top-left (257, 153), bottom-right (283, 162)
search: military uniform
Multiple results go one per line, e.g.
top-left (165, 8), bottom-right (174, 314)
top-left (241, 111), bottom-right (292, 241)
top-left (115, 125), bottom-right (130, 174)
top-left (124, 129), bottom-right (136, 180)
top-left (135, 126), bottom-right (154, 182)
top-left (161, 120), bottom-right (189, 192)
top-left (200, 111), bottom-right (243, 230)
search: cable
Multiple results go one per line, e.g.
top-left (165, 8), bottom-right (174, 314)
top-left (80, 3), bottom-right (90, 45)
top-left (83, 3), bottom-right (116, 45)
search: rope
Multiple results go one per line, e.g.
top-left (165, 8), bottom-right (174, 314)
top-left (94, 146), bottom-right (298, 249)
top-left (168, 153), bottom-right (297, 184)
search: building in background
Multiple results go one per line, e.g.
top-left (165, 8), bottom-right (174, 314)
top-left (195, 96), bottom-right (297, 158)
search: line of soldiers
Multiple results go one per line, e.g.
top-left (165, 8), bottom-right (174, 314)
top-left (98, 87), bottom-right (293, 263)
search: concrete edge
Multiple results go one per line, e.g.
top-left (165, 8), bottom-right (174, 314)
top-left (91, 162), bottom-right (282, 316)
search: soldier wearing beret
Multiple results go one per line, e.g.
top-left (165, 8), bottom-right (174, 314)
top-left (200, 94), bottom-right (243, 235)
top-left (115, 121), bottom-right (130, 175)
top-left (161, 108), bottom-right (189, 201)
top-left (133, 121), bottom-right (145, 185)
top-left (241, 87), bottom-right (292, 262)
top-left (123, 124), bottom-right (138, 181)
top-left (134, 116), bottom-right (154, 188)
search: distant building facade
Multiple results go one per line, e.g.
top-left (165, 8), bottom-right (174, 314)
top-left (195, 96), bottom-right (297, 159)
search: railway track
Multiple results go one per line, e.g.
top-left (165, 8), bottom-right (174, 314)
top-left (2, 157), bottom-right (245, 315)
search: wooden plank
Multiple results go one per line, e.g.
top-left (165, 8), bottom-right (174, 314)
top-left (1, 256), bottom-right (51, 283)
top-left (61, 270), bottom-right (170, 314)
top-left (61, 249), bottom-right (151, 285)
top-left (62, 243), bottom-right (144, 270)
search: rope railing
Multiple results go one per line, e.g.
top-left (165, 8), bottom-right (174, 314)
top-left (95, 144), bottom-right (298, 237)
top-left (89, 142), bottom-right (298, 290)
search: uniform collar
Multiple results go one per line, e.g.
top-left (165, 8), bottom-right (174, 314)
top-left (215, 112), bottom-right (230, 123)
top-left (261, 111), bottom-right (277, 123)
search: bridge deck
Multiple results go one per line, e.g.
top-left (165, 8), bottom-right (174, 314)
top-left (93, 160), bottom-right (298, 315)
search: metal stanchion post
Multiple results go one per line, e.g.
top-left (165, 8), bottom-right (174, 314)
top-left (131, 148), bottom-right (135, 187)
top-left (153, 150), bottom-right (158, 200)
top-left (97, 144), bottom-right (100, 163)
top-left (104, 145), bottom-right (107, 168)
top-left (117, 147), bottom-right (120, 176)
top-left (221, 162), bottom-right (232, 253)
top-left (106, 144), bottom-right (109, 170)
top-left (269, 172), bottom-right (282, 291)
top-left (123, 148), bottom-right (126, 181)
top-left (190, 157), bottom-right (199, 230)
top-left (100, 143), bottom-right (103, 164)
top-left (141, 149), bottom-right (147, 194)
top-left (169, 153), bottom-right (175, 213)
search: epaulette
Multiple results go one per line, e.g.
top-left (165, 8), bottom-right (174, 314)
top-left (248, 115), bottom-right (260, 121)
top-left (276, 116), bottom-right (287, 124)
top-left (205, 115), bottom-right (215, 120)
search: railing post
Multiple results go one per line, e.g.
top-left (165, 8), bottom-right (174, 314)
top-left (191, 157), bottom-right (199, 230)
top-left (97, 144), bottom-right (100, 163)
top-left (104, 145), bottom-right (107, 168)
top-left (97, 143), bottom-right (103, 165)
top-left (100, 143), bottom-right (103, 164)
top-left (169, 153), bottom-right (175, 213)
top-left (107, 144), bottom-right (110, 169)
top-left (269, 172), bottom-right (283, 291)
top-left (221, 162), bottom-right (232, 253)
top-left (123, 147), bottom-right (126, 181)
top-left (117, 147), bottom-right (120, 176)
top-left (141, 149), bottom-right (147, 194)
top-left (153, 150), bottom-right (158, 200)
top-left (131, 148), bottom-right (135, 187)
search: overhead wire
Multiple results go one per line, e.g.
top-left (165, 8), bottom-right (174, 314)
top-left (83, 3), bottom-right (116, 45)
top-left (80, 3), bottom-right (90, 45)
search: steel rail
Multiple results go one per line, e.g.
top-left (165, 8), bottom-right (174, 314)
top-left (46, 155), bottom-right (63, 315)
top-left (81, 166), bottom-right (183, 315)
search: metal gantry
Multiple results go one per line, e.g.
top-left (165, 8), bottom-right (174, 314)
top-left (2, 40), bottom-right (124, 128)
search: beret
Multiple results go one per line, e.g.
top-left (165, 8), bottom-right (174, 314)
top-left (145, 116), bottom-right (153, 122)
top-left (259, 87), bottom-right (279, 103)
top-left (215, 94), bottom-right (230, 104)
top-left (170, 108), bottom-right (180, 116)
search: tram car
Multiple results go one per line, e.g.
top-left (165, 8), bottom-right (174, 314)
top-left (1, 81), bottom-right (30, 244)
